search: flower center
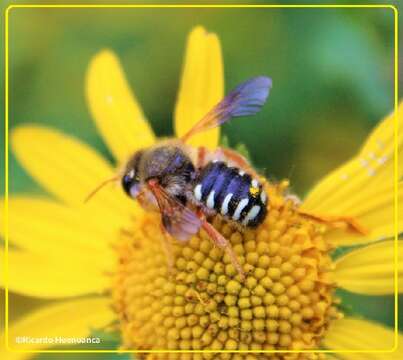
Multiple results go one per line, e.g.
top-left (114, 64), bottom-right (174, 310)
top-left (112, 181), bottom-right (341, 358)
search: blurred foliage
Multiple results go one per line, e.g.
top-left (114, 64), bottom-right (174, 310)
top-left (1, 2), bottom-right (397, 195)
top-left (0, 0), bottom-right (401, 357)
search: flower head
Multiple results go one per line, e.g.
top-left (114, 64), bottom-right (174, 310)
top-left (1, 26), bottom-right (403, 360)
top-left (113, 182), bottom-right (340, 354)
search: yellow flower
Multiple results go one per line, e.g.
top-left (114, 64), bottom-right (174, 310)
top-left (1, 26), bottom-right (403, 359)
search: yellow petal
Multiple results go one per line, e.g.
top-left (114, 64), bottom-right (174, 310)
top-left (86, 49), bottom-right (156, 162)
top-left (303, 103), bottom-right (403, 215)
top-left (174, 26), bottom-right (224, 149)
top-left (0, 197), bottom-right (115, 263)
top-left (1, 249), bottom-right (109, 298)
top-left (324, 182), bottom-right (402, 246)
top-left (334, 240), bottom-right (402, 295)
top-left (323, 317), bottom-right (402, 358)
top-left (1, 297), bottom-right (114, 358)
top-left (11, 125), bottom-right (134, 221)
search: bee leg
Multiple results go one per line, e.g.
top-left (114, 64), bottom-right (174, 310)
top-left (285, 194), bottom-right (302, 206)
top-left (159, 224), bottom-right (176, 276)
top-left (215, 147), bottom-right (261, 180)
top-left (200, 218), bottom-right (245, 281)
top-left (196, 146), bottom-right (208, 168)
top-left (298, 210), bottom-right (369, 235)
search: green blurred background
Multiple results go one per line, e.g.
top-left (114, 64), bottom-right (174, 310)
top-left (1, 0), bottom-right (401, 358)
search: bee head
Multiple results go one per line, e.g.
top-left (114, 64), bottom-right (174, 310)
top-left (122, 151), bottom-right (143, 199)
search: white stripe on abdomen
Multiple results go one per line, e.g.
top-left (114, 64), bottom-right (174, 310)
top-left (232, 198), bottom-right (249, 221)
top-left (242, 205), bottom-right (261, 225)
top-left (221, 193), bottom-right (233, 215)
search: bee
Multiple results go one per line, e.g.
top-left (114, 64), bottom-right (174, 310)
top-left (86, 77), bottom-right (271, 278)
top-left (87, 76), bottom-right (367, 279)
top-left (124, 77), bottom-right (272, 278)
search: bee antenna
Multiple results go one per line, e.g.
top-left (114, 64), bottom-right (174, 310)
top-left (84, 176), bottom-right (120, 203)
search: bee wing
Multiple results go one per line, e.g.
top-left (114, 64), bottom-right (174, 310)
top-left (181, 76), bottom-right (272, 143)
top-left (147, 179), bottom-right (201, 241)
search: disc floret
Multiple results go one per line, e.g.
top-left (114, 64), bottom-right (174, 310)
top-left (112, 181), bottom-right (341, 359)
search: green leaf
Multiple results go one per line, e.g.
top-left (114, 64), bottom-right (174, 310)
top-left (235, 143), bottom-right (251, 162)
top-left (220, 134), bottom-right (230, 148)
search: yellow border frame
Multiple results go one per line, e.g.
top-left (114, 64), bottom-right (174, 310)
top-left (3, 2), bottom-right (399, 356)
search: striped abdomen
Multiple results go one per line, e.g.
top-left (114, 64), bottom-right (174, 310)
top-left (193, 161), bottom-right (268, 227)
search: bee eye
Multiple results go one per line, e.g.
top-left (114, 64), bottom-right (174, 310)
top-left (122, 173), bottom-right (141, 199)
